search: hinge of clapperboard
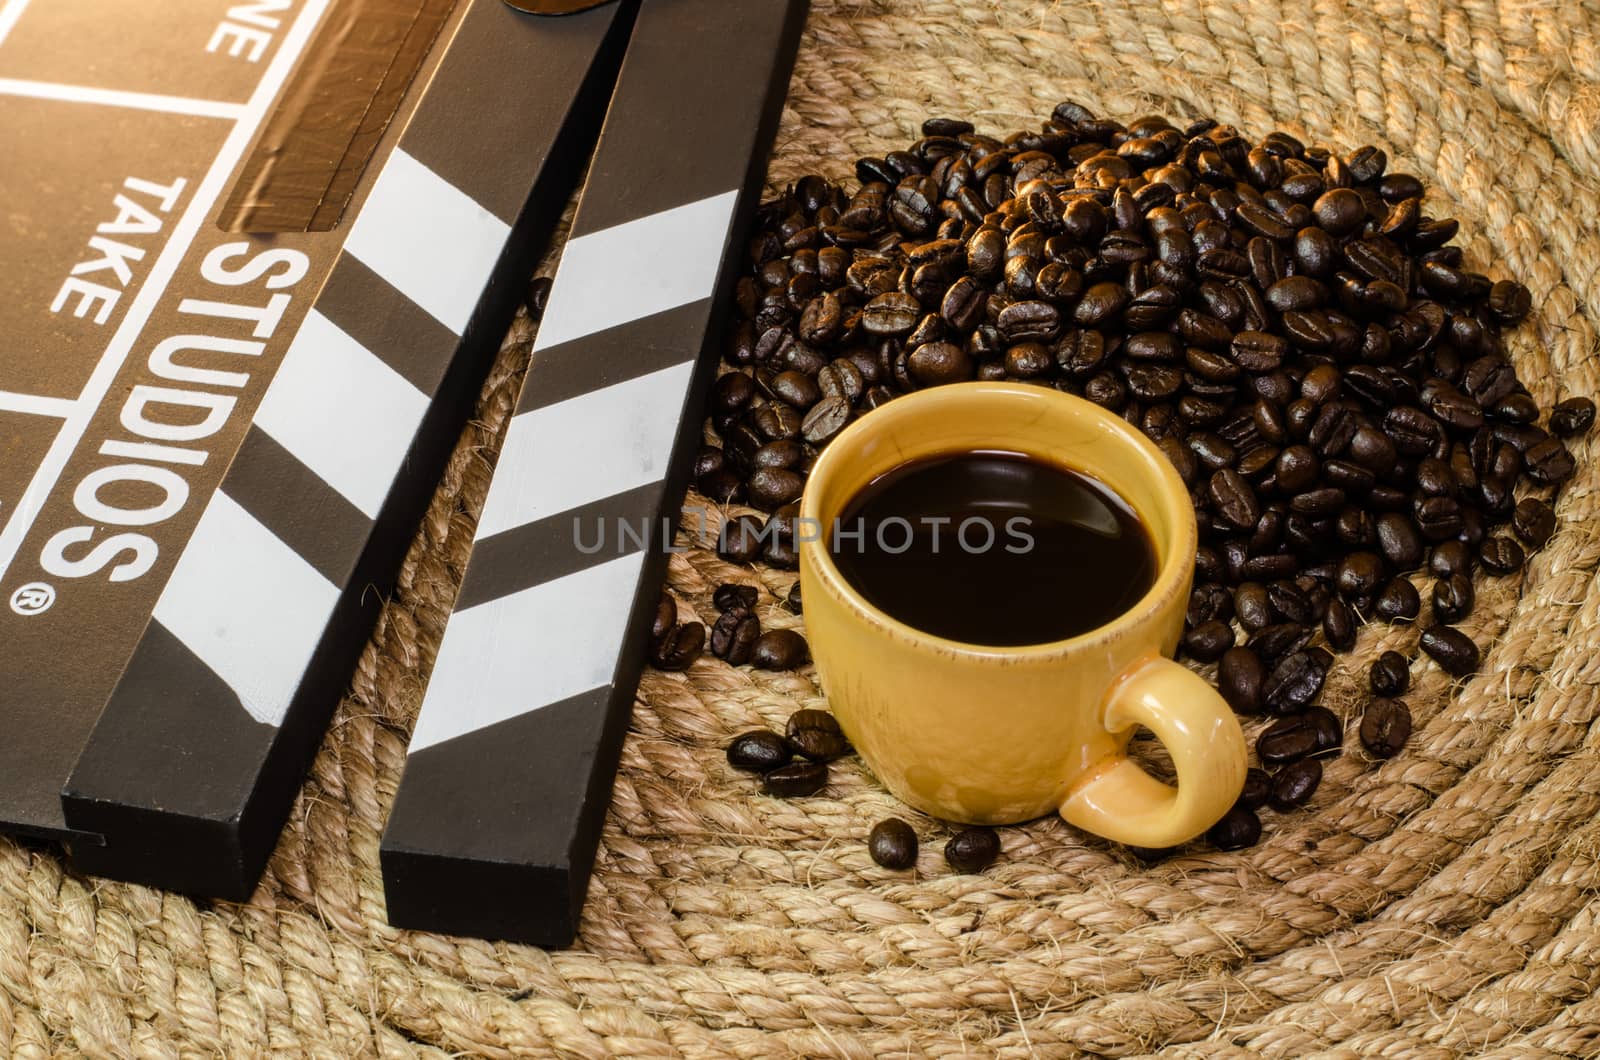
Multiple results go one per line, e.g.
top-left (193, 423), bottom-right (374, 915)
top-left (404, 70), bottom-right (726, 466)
top-left (379, 0), bottom-right (810, 945)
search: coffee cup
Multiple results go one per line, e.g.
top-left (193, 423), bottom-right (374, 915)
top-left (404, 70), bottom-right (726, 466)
top-left (797, 382), bottom-right (1246, 847)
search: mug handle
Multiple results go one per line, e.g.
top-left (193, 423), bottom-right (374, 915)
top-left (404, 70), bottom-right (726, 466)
top-left (1059, 655), bottom-right (1247, 848)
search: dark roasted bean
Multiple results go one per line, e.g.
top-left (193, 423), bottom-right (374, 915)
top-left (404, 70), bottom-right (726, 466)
top-left (1420, 624), bottom-right (1480, 676)
top-left (785, 709), bottom-right (849, 762)
top-left (869, 818), bottom-right (919, 869)
top-left (714, 583), bottom-right (760, 613)
top-left (1218, 646), bottom-right (1266, 714)
top-left (1512, 499), bottom-right (1556, 548)
top-left (1264, 650), bottom-right (1327, 714)
top-left (1370, 651), bottom-right (1411, 696)
top-left (1374, 577), bottom-right (1421, 623)
top-left (1269, 759), bottom-right (1322, 810)
top-left (1323, 596), bottom-right (1357, 650)
top-left (1258, 715), bottom-right (1319, 764)
top-left (1432, 573), bottom-right (1475, 624)
top-left (651, 622), bottom-right (705, 671)
top-left (1360, 698), bottom-right (1411, 758)
top-left (727, 729), bottom-right (792, 772)
top-left (1238, 768), bottom-right (1271, 812)
top-left (752, 628), bottom-right (810, 670)
top-left (1478, 535), bottom-right (1525, 575)
top-left (944, 827), bottom-right (1001, 873)
top-left (762, 760), bottom-right (828, 797)
top-left (1208, 806), bottom-right (1262, 850)
top-left (1182, 619), bottom-right (1235, 662)
top-left (719, 514), bottom-right (766, 564)
top-left (1524, 438), bottom-right (1576, 485)
top-left (1550, 397), bottom-right (1596, 437)
top-left (710, 607), bottom-right (762, 665)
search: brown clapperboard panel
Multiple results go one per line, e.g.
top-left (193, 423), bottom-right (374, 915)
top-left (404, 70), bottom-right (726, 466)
top-left (0, 0), bottom-right (634, 896)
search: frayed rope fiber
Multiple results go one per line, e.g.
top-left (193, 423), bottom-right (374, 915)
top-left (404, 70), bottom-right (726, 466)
top-left (4, 1), bottom-right (1600, 1055)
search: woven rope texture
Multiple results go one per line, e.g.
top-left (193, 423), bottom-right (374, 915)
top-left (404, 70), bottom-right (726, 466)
top-left (2, 0), bottom-right (1598, 1055)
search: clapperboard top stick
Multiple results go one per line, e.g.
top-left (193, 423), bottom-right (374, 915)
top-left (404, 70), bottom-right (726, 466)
top-left (381, 0), bottom-right (809, 946)
top-left (0, 0), bottom-right (634, 897)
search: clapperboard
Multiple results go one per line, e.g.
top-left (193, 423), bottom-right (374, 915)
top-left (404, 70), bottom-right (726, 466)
top-left (0, 0), bottom-right (804, 935)
top-left (381, 0), bottom-right (808, 943)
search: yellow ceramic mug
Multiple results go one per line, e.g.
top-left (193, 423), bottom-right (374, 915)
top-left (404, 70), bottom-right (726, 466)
top-left (797, 382), bottom-right (1246, 847)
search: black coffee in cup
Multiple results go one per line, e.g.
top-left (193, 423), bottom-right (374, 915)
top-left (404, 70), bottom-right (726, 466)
top-left (829, 450), bottom-right (1156, 646)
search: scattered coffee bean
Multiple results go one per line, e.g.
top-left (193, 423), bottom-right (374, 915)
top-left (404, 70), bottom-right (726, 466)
top-left (785, 708), bottom-right (848, 762)
top-left (1550, 397), bottom-right (1596, 437)
top-left (944, 827), bottom-right (1001, 873)
top-left (1420, 624), bottom-right (1481, 676)
top-left (1207, 806), bottom-right (1262, 850)
top-left (752, 628), bottom-right (810, 670)
top-left (1370, 651), bottom-right (1411, 696)
top-left (1258, 715), bottom-right (1320, 765)
top-left (713, 583), bottom-right (760, 613)
top-left (1218, 646), bottom-right (1266, 714)
top-left (1432, 573), bottom-right (1475, 624)
top-left (719, 514), bottom-right (766, 564)
top-left (651, 622), bottom-right (705, 671)
top-left (868, 818), bottom-right (919, 869)
top-left (1429, 540), bottom-right (1472, 580)
top-left (1238, 768), bottom-right (1271, 811)
top-left (1269, 759), bottom-right (1322, 811)
top-left (710, 607), bottom-right (762, 665)
top-left (727, 729), bottom-right (792, 772)
top-left (1359, 698), bottom-right (1412, 758)
top-left (1512, 499), bottom-right (1556, 548)
top-left (652, 593), bottom-right (677, 644)
top-left (1374, 577), bottom-right (1421, 623)
top-left (1264, 650), bottom-right (1327, 714)
top-left (1304, 705), bottom-right (1343, 756)
top-left (525, 274), bottom-right (553, 319)
top-left (785, 581), bottom-right (803, 613)
top-left (1478, 535), bottom-right (1525, 575)
top-left (761, 760), bottom-right (828, 798)
top-left (1182, 619), bottom-right (1235, 662)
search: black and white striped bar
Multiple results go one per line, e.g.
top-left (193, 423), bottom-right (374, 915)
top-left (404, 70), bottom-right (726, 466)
top-left (381, 0), bottom-right (809, 945)
top-left (61, 0), bottom-right (637, 899)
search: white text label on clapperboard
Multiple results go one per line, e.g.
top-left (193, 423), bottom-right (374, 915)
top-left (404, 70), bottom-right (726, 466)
top-left (42, 246), bottom-right (311, 585)
top-left (50, 178), bottom-right (186, 327)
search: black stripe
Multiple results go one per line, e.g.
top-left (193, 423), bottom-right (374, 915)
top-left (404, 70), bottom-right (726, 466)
top-left (382, 685), bottom-right (617, 945)
top-left (517, 301), bottom-right (709, 414)
top-left (316, 254), bottom-right (459, 395)
top-left (400, 0), bottom-right (632, 225)
top-left (567, 0), bottom-right (803, 236)
top-left (224, 428), bottom-right (373, 585)
top-left (456, 481), bottom-right (662, 610)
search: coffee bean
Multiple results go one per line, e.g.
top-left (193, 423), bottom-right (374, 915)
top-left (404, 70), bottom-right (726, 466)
top-left (727, 729), bottom-right (792, 772)
top-left (944, 827), bottom-right (1001, 873)
top-left (1550, 397), bottom-right (1596, 437)
top-left (1478, 535), bottom-right (1525, 575)
top-left (1258, 715), bottom-right (1319, 764)
top-left (1264, 650), bottom-right (1327, 714)
top-left (785, 708), bottom-right (848, 762)
top-left (1360, 698), bottom-right (1411, 758)
top-left (1432, 573), bottom-right (1474, 624)
top-left (1209, 468), bottom-right (1261, 530)
top-left (1218, 646), bottom-right (1266, 714)
top-left (1207, 806), bottom-right (1262, 850)
top-left (785, 581), bottom-right (803, 614)
top-left (1524, 438), bottom-right (1575, 485)
top-left (869, 818), bottom-right (919, 869)
top-left (1370, 651), bottom-right (1411, 696)
top-left (752, 628), bottom-right (810, 670)
top-left (710, 607), bottom-right (762, 665)
top-left (1337, 551), bottom-right (1385, 599)
top-left (652, 593), bottom-right (677, 644)
top-left (1512, 499), bottom-right (1556, 548)
top-left (1251, 622), bottom-right (1314, 664)
top-left (761, 760), bottom-right (828, 797)
top-left (1269, 759), bottom-right (1322, 811)
top-left (1429, 540), bottom-right (1472, 579)
top-left (1323, 596), bottom-right (1357, 650)
top-left (1182, 619), bottom-right (1235, 662)
top-left (1486, 279), bottom-right (1532, 325)
top-left (526, 275), bottom-right (553, 319)
top-left (1420, 624), bottom-right (1480, 676)
top-left (1235, 583), bottom-right (1273, 632)
top-left (651, 622), bottom-right (705, 671)
top-left (1374, 577), bottom-right (1421, 623)
top-left (1238, 768), bottom-right (1271, 811)
top-left (1305, 705), bottom-right (1343, 755)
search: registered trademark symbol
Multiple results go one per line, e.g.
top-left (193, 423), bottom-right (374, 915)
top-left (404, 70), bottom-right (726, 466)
top-left (9, 583), bottom-right (55, 616)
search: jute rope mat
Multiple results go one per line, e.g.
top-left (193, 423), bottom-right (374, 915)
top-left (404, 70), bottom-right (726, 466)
top-left (4, 1), bottom-right (1599, 1055)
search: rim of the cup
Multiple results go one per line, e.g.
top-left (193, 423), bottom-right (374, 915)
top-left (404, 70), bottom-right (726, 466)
top-left (797, 381), bottom-right (1197, 659)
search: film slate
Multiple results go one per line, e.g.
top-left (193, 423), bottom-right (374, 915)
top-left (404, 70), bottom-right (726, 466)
top-left (381, 0), bottom-right (810, 945)
top-left (0, 0), bottom-right (635, 897)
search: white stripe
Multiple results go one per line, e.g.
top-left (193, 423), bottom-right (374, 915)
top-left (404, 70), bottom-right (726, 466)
top-left (0, 0), bottom-right (332, 582)
top-left (408, 551), bottom-right (645, 751)
top-left (534, 190), bottom-right (740, 351)
top-left (253, 311), bottom-right (428, 519)
top-left (476, 361), bottom-right (695, 540)
top-left (0, 391), bottom-right (75, 418)
top-left (0, 0), bottom-right (32, 49)
top-left (343, 149), bottom-right (509, 335)
top-left (0, 79), bottom-right (245, 119)
top-left (153, 492), bottom-right (339, 727)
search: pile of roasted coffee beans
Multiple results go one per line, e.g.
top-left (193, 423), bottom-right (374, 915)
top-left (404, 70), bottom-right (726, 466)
top-left (669, 101), bottom-right (1594, 859)
top-left (727, 705), bottom-right (1000, 874)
